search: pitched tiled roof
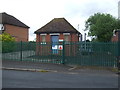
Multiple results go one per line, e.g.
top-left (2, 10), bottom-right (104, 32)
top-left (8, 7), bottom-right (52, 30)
top-left (34, 18), bottom-right (80, 34)
top-left (0, 12), bottom-right (29, 28)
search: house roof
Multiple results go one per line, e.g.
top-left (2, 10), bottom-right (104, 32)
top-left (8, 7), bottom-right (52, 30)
top-left (0, 12), bottom-right (29, 28)
top-left (34, 18), bottom-right (80, 34)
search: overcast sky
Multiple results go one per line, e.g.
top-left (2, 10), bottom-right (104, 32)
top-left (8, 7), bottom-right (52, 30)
top-left (0, 0), bottom-right (119, 41)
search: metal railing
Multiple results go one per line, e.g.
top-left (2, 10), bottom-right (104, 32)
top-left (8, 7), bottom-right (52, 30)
top-left (2, 41), bottom-right (119, 67)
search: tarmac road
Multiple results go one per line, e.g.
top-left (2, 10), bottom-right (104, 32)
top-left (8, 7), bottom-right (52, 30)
top-left (2, 70), bottom-right (118, 88)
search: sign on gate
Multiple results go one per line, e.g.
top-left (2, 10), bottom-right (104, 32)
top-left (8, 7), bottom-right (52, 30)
top-left (58, 45), bottom-right (63, 50)
top-left (52, 45), bottom-right (58, 49)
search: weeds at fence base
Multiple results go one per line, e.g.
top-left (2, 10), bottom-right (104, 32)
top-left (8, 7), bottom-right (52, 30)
top-left (38, 70), bottom-right (49, 72)
top-left (27, 55), bottom-right (62, 64)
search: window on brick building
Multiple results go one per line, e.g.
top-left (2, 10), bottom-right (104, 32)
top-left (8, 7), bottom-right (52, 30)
top-left (64, 35), bottom-right (69, 42)
top-left (64, 35), bottom-right (70, 44)
top-left (41, 35), bottom-right (46, 44)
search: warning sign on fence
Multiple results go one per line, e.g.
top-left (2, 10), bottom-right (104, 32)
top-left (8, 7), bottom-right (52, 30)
top-left (52, 45), bottom-right (58, 50)
top-left (58, 45), bottom-right (63, 50)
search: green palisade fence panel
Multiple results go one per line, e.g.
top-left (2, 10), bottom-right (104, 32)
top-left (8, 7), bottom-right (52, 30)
top-left (2, 41), bottom-right (119, 67)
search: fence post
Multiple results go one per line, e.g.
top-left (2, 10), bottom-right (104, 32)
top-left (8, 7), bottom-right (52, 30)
top-left (20, 41), bottom-right (22, 61)
top-left (62, 41), bottom-right (65, 64)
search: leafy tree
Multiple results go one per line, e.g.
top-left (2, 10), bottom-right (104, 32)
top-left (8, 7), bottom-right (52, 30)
top-left (0, 33), bottom-right (15, 42)
top-left (85, 13), bottom-right (118, 42)
top-left (0, 33), bottom-right (15, 53)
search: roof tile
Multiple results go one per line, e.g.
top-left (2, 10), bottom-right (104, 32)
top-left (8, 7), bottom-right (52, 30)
top-left (35, 18), bottom-right (80, 34)
top-left (0, 12), bottom-right (29, 28)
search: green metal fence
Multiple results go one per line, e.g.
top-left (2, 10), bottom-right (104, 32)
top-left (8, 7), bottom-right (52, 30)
top-left (65, 42), bottom-right (118, 67)
top-left (2, 41), bottom-right (119, 67)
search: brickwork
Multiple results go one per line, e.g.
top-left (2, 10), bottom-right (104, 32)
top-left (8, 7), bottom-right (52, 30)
top-left (36, 34), bottom-right (39, 42)
top-left (46, 34), bottom-right (51, 42)
top-left (59, 34), bottom-right (64, 41)
top-left (36, 33), bottom-right (79, 56)
top-left (36, 33), bottom-right (79, 42)
top-left (71, 33), bottom-right (79, 42)
top-left (111, 31), bottom-right (120, 42)
top-left (4, 24), bottom-right (29, 42)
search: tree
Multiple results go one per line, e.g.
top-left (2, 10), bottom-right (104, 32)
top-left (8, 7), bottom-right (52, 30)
top-left (0, 33), bottom-right (15, 53)
top-left (85, 13), bottom-right (118, 42)
top-left (0, 33), bottom-right (15, 42)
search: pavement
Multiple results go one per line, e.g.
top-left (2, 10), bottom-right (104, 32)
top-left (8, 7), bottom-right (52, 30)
top-left (2, 60), bottom-right (118, 74)
top-left (2, 60), bottom-right (72, 72)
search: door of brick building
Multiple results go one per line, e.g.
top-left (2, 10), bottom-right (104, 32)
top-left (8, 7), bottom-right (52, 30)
top-left (51, 35), bottom-right (59, 54)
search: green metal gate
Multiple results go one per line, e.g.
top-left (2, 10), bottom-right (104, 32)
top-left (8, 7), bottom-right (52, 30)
top-left (2, 41), bottom-right (64, 64)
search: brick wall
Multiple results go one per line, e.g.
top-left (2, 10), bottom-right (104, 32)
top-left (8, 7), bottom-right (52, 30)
top-left (36, 33), bottom-right (79, 56)
top-left (4, 24), bottom-right (29, 42)
top-left (59, 34), bottom-right (64, 41)
top-left (36, 33), bottom-right (79, 42)
top-left (71, 33), bottom-right (79, 42)
top-left (111, 31), bottom-right (120, 42)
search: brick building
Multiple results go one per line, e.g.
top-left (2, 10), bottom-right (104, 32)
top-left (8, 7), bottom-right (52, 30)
top-left (34, 18), bottom-right (81, 56)
top-left (35, 18), bottom-right (81, 42)
top-left (0, 12), bottom-right (29, 42)
top-left (111, 29), bottom-right (120, 42)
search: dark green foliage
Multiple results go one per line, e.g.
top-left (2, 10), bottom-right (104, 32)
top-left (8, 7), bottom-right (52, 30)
top-left (85, 13), bottom-right (118, 42)
top-left (2, 41), bottom-right (15, 53)
top-left (1, 33), bottom-right (15, 42)
top-left (1, 33), bottom-right (16, 53)
top-left (22, 42), bottom-right (36, 51)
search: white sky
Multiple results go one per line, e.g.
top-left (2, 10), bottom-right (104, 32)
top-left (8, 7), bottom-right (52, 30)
top-left (0, 0), bottom-right (119, 41)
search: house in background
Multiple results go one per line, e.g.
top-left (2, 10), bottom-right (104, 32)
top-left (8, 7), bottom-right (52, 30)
top-left (111, 29), bottom-right (120, 42)
top-left (34, 18), bottom-right (81, 56)
top-left (0, 12), bottom-right (29, 42)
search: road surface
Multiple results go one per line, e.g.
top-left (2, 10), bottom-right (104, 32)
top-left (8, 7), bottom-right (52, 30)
top-left (2, 70), bottom-right (118, 88)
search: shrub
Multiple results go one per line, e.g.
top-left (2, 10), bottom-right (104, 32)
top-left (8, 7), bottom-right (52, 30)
top-left (1, 33), bottom-right (15, 53)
